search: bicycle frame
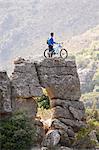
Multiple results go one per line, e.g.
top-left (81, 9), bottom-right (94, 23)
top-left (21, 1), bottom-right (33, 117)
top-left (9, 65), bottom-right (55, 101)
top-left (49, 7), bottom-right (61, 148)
top-left (53, 44), bottom-right (62, 54)
top-left (44, 42), bottom-right (68, 58)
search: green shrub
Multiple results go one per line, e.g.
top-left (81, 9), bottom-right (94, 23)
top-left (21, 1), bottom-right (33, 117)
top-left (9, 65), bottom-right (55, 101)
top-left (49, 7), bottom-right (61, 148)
top-left (76, 127), bottom-right (90, 140)
top-left (86, 108), bottom-right (99, 122)
top-left (0, 111), bottom-right (36, 150)
top-left (37, 94), bottom-right (50, 109)
top-left (73, 109), bottom-right (99, 148)
top-left (87, 119), bottom-right (99, 142)
top-left (93, 69), bottom-right (99, 85)
top-left (73, 127), bottom-right (97, 148)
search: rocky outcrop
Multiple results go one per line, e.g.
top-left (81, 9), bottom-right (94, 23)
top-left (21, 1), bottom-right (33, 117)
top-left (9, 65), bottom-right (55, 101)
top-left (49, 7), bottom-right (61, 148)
top-left (12, 57), bottom-right (43, 98)
top-left (0, 57), bottom-right (85, 147)
top-left (11, 57), bottom-right (43, 117)
top-left (36, 58), bottom-right (81, 100)
top-left (42, 129), bottom-right (60, 147)
top-left (35, 58), bottom-right (85, 146)
top-left (0, 71), bottom-right (12, 115)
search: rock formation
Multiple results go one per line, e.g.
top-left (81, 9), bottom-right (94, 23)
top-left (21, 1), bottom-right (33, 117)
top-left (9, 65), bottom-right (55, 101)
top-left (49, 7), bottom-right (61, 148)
top-left (35, 58), bottom-right (81, 100)
top-left (0, 71), bottom-right (12, 115)
top-left (0, 57), bottom-right (86, 147)
top-left (11, 57), bottom-right (43, 117)
top-left (35, 58), bottom-right (85, 146)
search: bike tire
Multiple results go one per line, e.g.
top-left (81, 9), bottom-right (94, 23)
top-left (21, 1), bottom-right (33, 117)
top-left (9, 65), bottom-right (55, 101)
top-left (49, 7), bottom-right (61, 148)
top-left (44, 49), bottom-right (53, 58)
top-left (44, 49), bottom-right (50, 58)
top-left (60, 49), bottom-right (68, 59)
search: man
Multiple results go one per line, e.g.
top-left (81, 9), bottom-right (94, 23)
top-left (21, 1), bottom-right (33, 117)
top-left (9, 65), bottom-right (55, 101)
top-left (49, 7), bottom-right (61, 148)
top-left (47, 32), bottom-right (57, 53)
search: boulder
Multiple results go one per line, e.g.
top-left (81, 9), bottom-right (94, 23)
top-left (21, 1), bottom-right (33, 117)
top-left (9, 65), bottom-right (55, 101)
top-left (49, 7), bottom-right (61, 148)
top-left (35, 58), bottom-right (81, 100)
top-left (42, 129), bottom-right (60, 147)
top-left (59, 130), bottom-right (71, 147)
top-left (11, 60), bottom-right (43, 98)
top-left (52, 106), bottom-right (73, 120)
top-left (67, 128), bottom-right (75, 138)
top-left (50, 99), bottom-right (85, 113)
top-left (51, 119), bottom-right (68, 132)
top-left (59, 118), bottom-right (86, 131)
top-left (0, 71), bottom-right (12, 115)
top-left (69, 106), bottom-right (85, 120)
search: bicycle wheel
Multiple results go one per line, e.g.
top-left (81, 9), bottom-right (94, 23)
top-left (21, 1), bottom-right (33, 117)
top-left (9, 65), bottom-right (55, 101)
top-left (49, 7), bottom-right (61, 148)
top-left (44, 49), bottom-right (50, 58)
top-left (60, 49), bottom-right (68, 59)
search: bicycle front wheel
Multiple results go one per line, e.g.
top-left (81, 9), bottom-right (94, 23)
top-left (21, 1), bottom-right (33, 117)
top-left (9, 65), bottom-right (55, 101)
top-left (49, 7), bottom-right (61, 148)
top-left (60, 49), bottom-right (68, 59)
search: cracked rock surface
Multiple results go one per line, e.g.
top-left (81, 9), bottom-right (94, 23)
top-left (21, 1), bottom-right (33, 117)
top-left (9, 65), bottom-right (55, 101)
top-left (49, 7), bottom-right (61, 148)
top-left (0, 57), bottom-right (86, 146)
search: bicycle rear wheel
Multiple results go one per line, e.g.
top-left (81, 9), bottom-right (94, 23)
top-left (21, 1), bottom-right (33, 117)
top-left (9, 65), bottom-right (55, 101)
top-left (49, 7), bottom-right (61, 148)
top-left (44, 49), bottom-right (53, 58)
top-left (44, 49), bottom-right (50, 58)
top-left (60, 49), bottom-right (68, 59)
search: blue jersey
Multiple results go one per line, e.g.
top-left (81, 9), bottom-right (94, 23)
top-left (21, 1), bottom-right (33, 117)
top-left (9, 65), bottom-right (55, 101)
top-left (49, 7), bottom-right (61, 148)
top-left (47, 37), bottom-right (56, 45)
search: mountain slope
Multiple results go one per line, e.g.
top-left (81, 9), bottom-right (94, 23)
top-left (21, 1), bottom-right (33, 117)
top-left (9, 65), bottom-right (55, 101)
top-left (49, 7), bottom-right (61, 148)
top-left (65, 25), bottom-right (99, 52)
top-left (0, 0), bottom-right (99, 73)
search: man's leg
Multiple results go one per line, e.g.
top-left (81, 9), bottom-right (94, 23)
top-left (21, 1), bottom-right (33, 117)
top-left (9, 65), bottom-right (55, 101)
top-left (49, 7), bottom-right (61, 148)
top-left (48, 45), bottom-right (53, 57)
top-left (49, 45), bottom-right (53, 52)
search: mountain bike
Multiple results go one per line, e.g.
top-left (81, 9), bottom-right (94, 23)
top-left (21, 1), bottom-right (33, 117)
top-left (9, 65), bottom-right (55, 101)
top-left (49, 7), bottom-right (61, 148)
top-left (44, 43), bottom-right (68, 58)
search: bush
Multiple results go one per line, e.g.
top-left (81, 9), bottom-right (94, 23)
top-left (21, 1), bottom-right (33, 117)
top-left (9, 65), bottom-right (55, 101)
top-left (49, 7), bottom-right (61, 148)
top-left (87, 119), bottom-right (99, 143)
top-left (37, 94), bottom-right (50, 109)
top-left (73, 127), bottom-right (98, 149)
top-left (81, 92), bottom-right (99, 109)
top-left (0, 111), bottom-right (36, 150)
top-left (73, 108), bottom-right (99, 149)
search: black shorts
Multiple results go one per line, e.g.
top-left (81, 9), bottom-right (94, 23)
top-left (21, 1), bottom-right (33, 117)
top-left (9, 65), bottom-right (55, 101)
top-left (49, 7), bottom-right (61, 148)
top-left (49, 45), bottom-right (53, 52)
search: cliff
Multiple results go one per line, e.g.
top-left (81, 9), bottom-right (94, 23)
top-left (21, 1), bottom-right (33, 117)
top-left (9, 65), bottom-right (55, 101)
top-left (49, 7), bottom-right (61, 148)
top-left (0, 57), bottom-right (85, 146)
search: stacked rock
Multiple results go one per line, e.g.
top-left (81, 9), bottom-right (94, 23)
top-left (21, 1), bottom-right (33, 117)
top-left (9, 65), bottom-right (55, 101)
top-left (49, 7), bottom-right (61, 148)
top-left (0, 71), bottom-right (12, 116)
top-left (11, 57), bottom-right (43, 118)
top-left (35, 58), bottom-right (85, 146)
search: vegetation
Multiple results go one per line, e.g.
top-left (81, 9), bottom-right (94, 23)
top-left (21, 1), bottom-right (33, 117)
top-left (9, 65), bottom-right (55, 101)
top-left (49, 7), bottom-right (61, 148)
top-left (73, 45), bottom-right (99, 149)
top-left (93, 69), bottom-right (99, 86)
top-left (81, 92), bottom-right (99, 109)
top-left (73, 44), bottom-right (99, 110)
top-left (37, 94), bottom-right (50, 110)
top-left (73, 108), bottom-right (99, 148)
top-left (75, 44), bottom-right (99, 72)
top-left (0, 111), bottom-right (36, 150)
top-left (74, 127), bottom-right (97, 148)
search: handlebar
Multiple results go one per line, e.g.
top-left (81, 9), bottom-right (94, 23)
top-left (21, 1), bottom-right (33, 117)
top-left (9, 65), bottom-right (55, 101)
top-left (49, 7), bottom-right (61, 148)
top-left (55, 42), bottom-right (63, 45)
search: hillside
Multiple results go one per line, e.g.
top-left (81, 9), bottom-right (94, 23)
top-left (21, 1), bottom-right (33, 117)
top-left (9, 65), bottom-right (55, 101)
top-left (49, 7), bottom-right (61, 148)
top-left (75, 41), bottom-right (99, 109)
top-left (0, 0), bottom-right (99, 73)
top-left (66, 25), bottom-right (99, 52)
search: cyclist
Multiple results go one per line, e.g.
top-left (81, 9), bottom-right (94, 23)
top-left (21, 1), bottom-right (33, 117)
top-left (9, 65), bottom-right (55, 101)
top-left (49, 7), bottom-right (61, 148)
top-left (47, 32), bottom-right (57, 53)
